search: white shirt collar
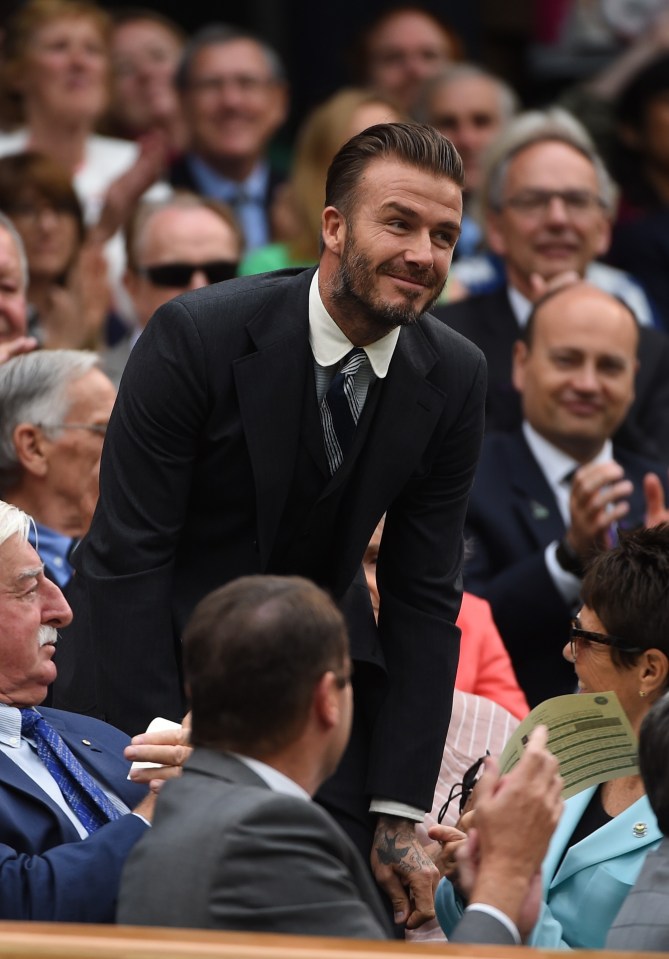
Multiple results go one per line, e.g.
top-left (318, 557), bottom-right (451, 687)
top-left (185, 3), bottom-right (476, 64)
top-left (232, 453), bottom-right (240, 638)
top-left (232, 753), bottom-right (311, 801)
top-left (0, 702), bottom-right (22, 747)
top-left (308, 270), bottom-right (400, 377)
top-left (522, 420), bottom-right (614, 490)
top-left (507, 284), bottom-right (533, 328)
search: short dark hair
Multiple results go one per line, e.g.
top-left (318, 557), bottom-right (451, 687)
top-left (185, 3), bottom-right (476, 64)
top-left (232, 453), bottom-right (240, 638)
top-left (522, 282), bottom-right (640, 350)
top-left (175, 23), bottom-right (285, 92)
top-left (183, 575), bottom-right (349, 754)
top-left (581, 525), bottom-right (669, 671)
top-left (639, 692), bottom-right (669, 835)
top-left (325, 121), bottom-right (464, 220)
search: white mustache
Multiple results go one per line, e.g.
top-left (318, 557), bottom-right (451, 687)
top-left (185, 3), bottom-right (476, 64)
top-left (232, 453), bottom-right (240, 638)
top-left (38, 626), bottom-right (58, 647)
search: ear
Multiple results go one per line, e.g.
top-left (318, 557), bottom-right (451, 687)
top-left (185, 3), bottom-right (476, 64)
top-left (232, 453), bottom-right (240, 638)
top-left (511, 339), bottom-right (528, 395)
top-left (486, 211), bottom-right (508, 258)
top-left (312, 671), bottom-right (341, 732)
top-left (593, 213), bottom-right (611, 260)
top-left (321, 206), bottom-right (347, 257)
top-left (12, 423), bottom-right (49, 478)
top-left (640, 649), bottom-right (669, 700)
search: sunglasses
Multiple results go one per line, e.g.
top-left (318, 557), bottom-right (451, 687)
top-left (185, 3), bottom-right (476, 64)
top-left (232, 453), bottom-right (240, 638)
top-left (437, 751), bottom-right (489, 822)
top-left (138, 260), bottom-right (239, 287)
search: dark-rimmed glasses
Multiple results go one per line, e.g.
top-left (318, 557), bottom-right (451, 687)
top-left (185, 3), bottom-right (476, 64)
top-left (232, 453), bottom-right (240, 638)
top-left (569, 617), bottom-right (643, 661)
top-left (138, 260), bottom-right (239, 288)
top-left (437, 751), bottom-right (489, 822)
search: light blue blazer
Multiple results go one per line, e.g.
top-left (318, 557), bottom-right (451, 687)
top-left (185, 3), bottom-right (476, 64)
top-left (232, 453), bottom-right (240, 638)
top-left (436, 787), bottom-right (661, 949)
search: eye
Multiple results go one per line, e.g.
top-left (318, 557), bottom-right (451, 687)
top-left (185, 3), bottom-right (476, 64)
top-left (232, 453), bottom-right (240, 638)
top-left (433, 231), bottom-right (456, 248)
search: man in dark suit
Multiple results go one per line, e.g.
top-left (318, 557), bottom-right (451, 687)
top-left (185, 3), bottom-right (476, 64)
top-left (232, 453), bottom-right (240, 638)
top-left (168, 25), bottom-right (288, 252)
top-left (608, 677), bottom-right (669, 951)
top-left (435, 109), bottom-right (669, 461)
top-left (118, 575), bottom-right (563, 945)
top-left (465, 282), bottom-right (669, 706)
top-left (57, 122), bottom-right (487, 927)
top-left (0, 498), bottom-right (189, 922)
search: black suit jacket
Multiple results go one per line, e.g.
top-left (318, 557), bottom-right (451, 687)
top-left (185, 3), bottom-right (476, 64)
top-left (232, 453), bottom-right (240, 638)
top-left (465, 429), bottom-right (668, 706)
top-left (57, 267), bottom-right (486, 813)
top-left (435, 288), bottom-right (669, 460)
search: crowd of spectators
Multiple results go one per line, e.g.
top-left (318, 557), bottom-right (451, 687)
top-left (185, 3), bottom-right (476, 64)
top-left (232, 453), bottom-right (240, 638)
top-left (2, 0), bottom-right (669, 952)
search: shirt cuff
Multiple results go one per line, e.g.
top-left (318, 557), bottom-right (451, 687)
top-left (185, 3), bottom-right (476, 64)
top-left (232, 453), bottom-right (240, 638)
top-left (131, 813), bottom-right (151, 827)
top-left (544, 540), bottom-right (582, 607)
top-left (369, 799), bottom-right (425, 821)
top-left (465, 903), bottom-right (521, 944)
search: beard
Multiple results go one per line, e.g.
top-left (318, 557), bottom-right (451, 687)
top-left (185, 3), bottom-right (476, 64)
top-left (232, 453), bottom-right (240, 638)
top-left (329, 234), bottom-right (446, 336)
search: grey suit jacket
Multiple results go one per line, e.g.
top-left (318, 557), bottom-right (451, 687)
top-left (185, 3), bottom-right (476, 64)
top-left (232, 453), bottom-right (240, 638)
top-left (118, 749), bottom-right (517, 946)
top-left (606, 835), bottom-right (669, 952)
top-left (117, 750), bottom-right (391, 938)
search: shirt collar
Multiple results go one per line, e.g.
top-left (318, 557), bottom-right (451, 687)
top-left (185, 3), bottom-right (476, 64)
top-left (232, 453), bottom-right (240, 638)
top-left (187, 155), bottom-right (269, 203)
top-left (0, 702), bottom-right (24, 748)
top-left (308, 270), bottom-right (400, 377)
top-left (232, 753), bottom-right (311, 801)
top-left (522, 420), bottom-right (614, 489)
top-left (507, 284), bottom-right (533, 328)
top-left (28, 522), bottom-right (73, 589)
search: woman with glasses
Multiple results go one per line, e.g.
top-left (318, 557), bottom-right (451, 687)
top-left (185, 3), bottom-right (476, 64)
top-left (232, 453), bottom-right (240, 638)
top-left (435, 524), bottom-right (669, 948)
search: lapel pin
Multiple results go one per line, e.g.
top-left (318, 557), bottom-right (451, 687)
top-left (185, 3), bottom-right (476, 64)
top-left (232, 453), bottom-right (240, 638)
top-left (530, 500), bottom-right (550, 520)
top-left (81, 739), bottom-right (92, 747)
top-left (632, 822), bottom-right (648, 838)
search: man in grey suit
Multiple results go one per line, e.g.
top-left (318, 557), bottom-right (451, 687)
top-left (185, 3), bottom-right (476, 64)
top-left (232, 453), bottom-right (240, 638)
top-left (118, 574), bottom-right (562, 943)
top-left (608, 681), bottom-right (669, 951)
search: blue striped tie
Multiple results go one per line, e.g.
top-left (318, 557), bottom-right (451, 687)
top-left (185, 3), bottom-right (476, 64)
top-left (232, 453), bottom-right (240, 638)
top-left (320, 348), bottom-right (369, 474)
top-left (20, 709), bottom-right (122, 834)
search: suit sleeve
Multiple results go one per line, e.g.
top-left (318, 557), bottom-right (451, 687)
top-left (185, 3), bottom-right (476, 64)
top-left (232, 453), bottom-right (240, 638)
top-left (370, 348), bottom-right (487, 808)
top-left (0, 815), bottom-right (148, 922)
top-left (67, 299), bottom-right (211, 732)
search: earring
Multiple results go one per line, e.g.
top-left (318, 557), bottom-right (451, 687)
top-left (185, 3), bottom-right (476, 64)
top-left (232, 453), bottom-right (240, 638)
top-left (639, 690), bottom-right (647, 698)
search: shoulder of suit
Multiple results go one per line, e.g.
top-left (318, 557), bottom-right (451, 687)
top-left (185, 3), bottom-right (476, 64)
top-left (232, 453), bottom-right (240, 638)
top-left (38, 706), bottom-right (130, 745)
top-left (169, 267), bottom-right (314, 316)
top-left (420, 309), bottom-right (487, 366)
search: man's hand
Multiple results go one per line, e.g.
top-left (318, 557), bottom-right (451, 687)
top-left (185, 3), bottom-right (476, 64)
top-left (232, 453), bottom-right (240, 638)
top-left (528, 270), bottom-right (580, 302)
top-left (644, 471), bottom-right (669, 528)
top-left (424, 823), bottom-right (467, 879)
top-left (0, 337), bottom-right (38, 364)
top-left (371, 815), bottom-right (440, 928)
top-left (566, 460), bottom-right (633, 559)
top-left (124, 712), bottom-right (192, 793)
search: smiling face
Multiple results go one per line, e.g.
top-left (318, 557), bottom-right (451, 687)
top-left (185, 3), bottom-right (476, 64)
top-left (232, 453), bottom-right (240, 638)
top-left (321, 157), bottom-right (462, 341)
top-left (11, 192), bottom-right (80, 283)
top-left (181, 39), bottom-right (287, 179)
top-left (512, 285), bottom-right (638, 462)
top-left (18, 15), bottom-right (109, 125)
top-left (110, 18), bottom-right (182, 133)
top-left (0, 533), bottom-right (72, 706)
top-left (487, 141), bottom-right (611, 298)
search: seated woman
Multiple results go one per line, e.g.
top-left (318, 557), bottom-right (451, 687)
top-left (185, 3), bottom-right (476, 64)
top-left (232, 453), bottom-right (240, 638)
top-left (435, 524), bottom-right (669, 948)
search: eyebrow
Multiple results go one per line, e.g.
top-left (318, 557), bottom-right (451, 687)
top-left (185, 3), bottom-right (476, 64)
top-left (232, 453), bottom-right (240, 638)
top-left (16, 565), bottom-right (44, 583)
top-left (382, 201), bottom-right (461, 236)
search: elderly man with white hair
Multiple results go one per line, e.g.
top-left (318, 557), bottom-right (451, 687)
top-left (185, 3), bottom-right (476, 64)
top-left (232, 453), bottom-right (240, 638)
top-left (0, 498), bottom-right (190, 921)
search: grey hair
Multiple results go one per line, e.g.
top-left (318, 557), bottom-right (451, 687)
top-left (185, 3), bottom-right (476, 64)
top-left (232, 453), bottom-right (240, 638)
top-left (482, 107), bottom-right (616, 216)
top-left (0, 211), bottom-right (28, 291)
top-left (0, 350), bottom-right (99, 494)
top-left (0, 499), bottom-right (30, 549)
top-left (416, 64), bottom-right (519, 126)
top-left (175, 23), bottom-right (286, 91)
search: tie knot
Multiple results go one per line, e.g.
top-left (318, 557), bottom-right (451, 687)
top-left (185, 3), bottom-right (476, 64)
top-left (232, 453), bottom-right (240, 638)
top-left (20, 708), bottom-right (41, 736)
top-left (340, 348), bottom-right (368, 377)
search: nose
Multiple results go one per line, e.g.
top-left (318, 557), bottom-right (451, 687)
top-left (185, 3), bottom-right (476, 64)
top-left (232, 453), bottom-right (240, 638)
top-left (405, 230), bottom-right (434, 269)
top-left (42, 579), bottom-right (73, 629)
top-left (562, 640), bottom-right (574, 663)
top-left (571, 361), bottom-right (600, 392)
top-left (545, 194), bottom-right (570, 226)
top-left (187, 269), bottom-right (209, 291)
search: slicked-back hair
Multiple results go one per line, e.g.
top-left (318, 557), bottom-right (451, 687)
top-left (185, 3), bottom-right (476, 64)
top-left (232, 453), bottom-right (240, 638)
top-left (0, 350), bottom-right (99, 494)
top-left (325, 121), bottom-right (464, 221)
top-left (581, 525), bottom-right (669, 671)
top-left (184, 575), bottom-right (349, 755)
top-left (639, 691), bottom-right (669, 835)
top-left (175, 23), bottom-right (285, 92)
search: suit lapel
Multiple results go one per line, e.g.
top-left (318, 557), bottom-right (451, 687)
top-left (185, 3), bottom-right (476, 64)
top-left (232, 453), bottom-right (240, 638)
top-left (506, 433), bottom-right (566, 547)
top-left (233, 271), bottom-right (315, 568)
top-left (0, 750), bottom-right (81, 843)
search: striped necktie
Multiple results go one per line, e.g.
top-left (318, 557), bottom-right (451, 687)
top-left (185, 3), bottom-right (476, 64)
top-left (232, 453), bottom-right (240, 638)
top-left (20, 709), bottom-right (122, 834)
top-left (320, 347), bottom-right (369, 474)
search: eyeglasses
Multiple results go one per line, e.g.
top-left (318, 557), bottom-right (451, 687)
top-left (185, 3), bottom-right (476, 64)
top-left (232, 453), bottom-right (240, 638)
top-left (569, 618), bottom-right (643, 662)
top-left (500, 189), bottom-right (607, 219)
top-left (137, 261), bottom-right (239, 288)
top-left (187, 74), bottom-right (276, 96)
top-left (37, 422), bottom-right (107, 437)
top-left (9, 204), bottom-right (78, 226)
top-left (437, 752), bottom-right (489, 822)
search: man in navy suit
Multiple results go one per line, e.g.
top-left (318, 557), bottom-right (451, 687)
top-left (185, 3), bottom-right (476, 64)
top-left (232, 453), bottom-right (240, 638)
top-left (465, 281), bottom-right (669, 706)
top-left (0, 498), bottom-right (188, 922)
